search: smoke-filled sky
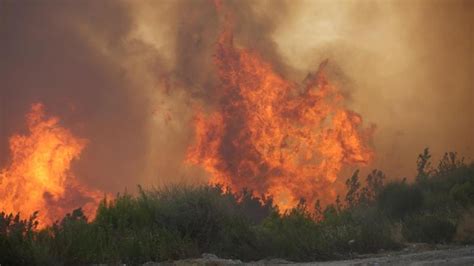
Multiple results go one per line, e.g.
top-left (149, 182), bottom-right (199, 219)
top-left (1, 0), bottom-right (473, 193)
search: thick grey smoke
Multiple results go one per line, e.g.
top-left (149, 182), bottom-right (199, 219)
top-left (1, 0), bottom-right (472, 194)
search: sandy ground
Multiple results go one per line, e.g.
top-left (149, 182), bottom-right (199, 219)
top-left (149, 245), bottom-right (474, 265)
top-left (304, 245), bottom-right (474, 266)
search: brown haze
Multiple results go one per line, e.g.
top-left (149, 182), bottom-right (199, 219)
top-left (1, 0), bottom-right (473, 199)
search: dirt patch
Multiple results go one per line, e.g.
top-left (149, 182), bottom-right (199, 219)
top-left (146, 245), bottom-right (474, 265)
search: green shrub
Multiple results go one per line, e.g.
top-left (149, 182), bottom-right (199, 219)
top-left (347, 207), bottom-right (400, 253)
top-left (257, 204), bottom-right (324, 261)
top-left (377, 181), bottom-right (423, 219)
top-left (0, 212), bottom-right (47, 265)
top-left (402, 211), bottom-right (457, 243)
top-left (450, 180), bottom-right (474, 207)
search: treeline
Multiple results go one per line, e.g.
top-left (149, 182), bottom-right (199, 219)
top-left (1, 149), bottom-right (473, 265)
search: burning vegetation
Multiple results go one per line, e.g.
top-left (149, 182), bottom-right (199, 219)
top-left (1, 151), bottom-right (473, 265)
top-left (186, 20), bottom-right (374, 211)
top-left (0, 0), bottom-right (473, 264)
top-left (0, 103), bottom-right (101, 227)
top-left (0, 9), bottom-right (375, 224)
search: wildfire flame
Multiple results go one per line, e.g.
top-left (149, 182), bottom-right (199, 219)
top-left (0, 103), bottom-right (102, 227)
top-left (187, 20), bottom-right (375, 211)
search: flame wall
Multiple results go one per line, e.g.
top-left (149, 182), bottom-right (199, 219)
top-left (1, 0), bottom-right (473, 200)
top-left (0, 103), bottom-right (101, 225)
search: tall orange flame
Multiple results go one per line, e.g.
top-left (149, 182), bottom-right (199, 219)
top-left (0, 103), bottom-right (102, 226)
top-left (187, 22), bottom-right (375, 211)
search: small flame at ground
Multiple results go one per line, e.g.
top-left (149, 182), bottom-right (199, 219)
top-left (0, 103), bottom-right (102, 227)
top-left (187, 21), bottom-right (375, 211)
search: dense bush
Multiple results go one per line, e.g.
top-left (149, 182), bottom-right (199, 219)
top-left (0, 149), bottom-right (473, 264)
top-left (0, 212), bottom-right (40, 265)
top-left (377, 181), bottom-right (423, 219)
top-left (402, 211), bottom-right (457, 243)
